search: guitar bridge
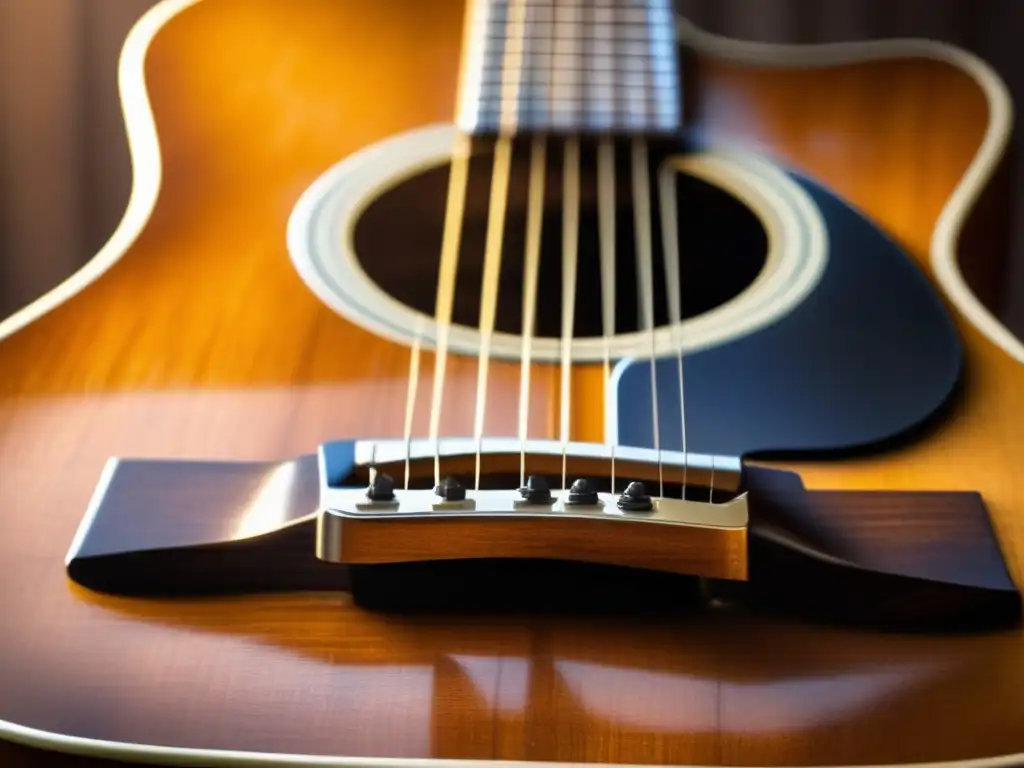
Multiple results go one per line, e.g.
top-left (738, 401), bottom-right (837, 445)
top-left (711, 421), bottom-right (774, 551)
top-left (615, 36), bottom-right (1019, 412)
top-left (317, 487), bottom-right (750, 582)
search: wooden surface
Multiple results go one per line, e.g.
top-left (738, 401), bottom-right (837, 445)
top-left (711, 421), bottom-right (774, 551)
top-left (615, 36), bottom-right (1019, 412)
top-left (63, 456), bottom-right (1015, 626)
top-left (0, 0), bottom-right (1023, 765)
top-left (336, 514), bottom-right (749, 579)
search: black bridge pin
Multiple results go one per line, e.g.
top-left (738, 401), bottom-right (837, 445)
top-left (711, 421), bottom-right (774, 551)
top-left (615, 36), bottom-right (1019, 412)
top-left (366, 472), bottom-right (396, 502)
top-left (519, 475), bottom-right (553, 504)
top-left (617, 481), bottom-right (653, 512)
top-left (566, 478), bottom-right (599, 505)
top-left (434, 476), bottom-right (466, 502)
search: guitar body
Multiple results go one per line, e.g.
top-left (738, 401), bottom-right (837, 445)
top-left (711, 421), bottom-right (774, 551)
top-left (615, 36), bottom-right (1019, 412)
top-left (1, 0), bottom-right (1023, 766)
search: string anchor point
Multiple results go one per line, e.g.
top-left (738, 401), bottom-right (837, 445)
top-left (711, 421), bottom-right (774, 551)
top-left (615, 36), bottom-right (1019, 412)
top-left (434, 476), bottom-right (466, 502)
top-left (566, 477), bottom-right (599, 505)
top-left (366, 473), bottom-right (396, 502)
top-left (519, 475), bottom-right (553, 504)
top-left (617, 481), bottom-right (653, 512)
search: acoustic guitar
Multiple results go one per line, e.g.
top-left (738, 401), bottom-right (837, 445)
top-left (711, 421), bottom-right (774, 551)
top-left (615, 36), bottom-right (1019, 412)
top-left (1, 0), bottom-right (1023, 766)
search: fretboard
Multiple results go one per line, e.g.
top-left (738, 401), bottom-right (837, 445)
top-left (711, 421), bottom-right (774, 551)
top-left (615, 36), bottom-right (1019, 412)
top-left (457, 0), bottom-right (681, 136)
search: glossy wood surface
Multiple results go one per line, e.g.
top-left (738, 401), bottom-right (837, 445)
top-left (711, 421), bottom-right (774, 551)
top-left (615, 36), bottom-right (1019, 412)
top-left (1, 0), bottom-right (1024, 765)
top-left (334, 513), bottom-right (749, 579)
top-left (63, 455), bottom-right (1017, 627)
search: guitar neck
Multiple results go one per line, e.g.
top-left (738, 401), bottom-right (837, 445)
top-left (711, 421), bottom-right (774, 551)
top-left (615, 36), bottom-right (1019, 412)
top-left (457, 0), bottom-right (682, 135)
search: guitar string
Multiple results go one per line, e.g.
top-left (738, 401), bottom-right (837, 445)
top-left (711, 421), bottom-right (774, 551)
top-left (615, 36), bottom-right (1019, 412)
top-left (427, 132), bottom-right (472, 489)
top-left (650, 0), bottom-right (688, 500)
top-left (420, 0), bottom-right (524, 492)
top-left (517, 136), bottom-right (547, 489)
top-left (631, 136), bottom-right (664, 498)
top-left (560, 136), bottom-right (582, 493)
top-left (417, 0), bottom-right (651, 497)
top-left (472, 135), bottom-right (513, 491)
top-left (597, 137), bottom-right (617, 494)
top-left (410, 0), bottom-right (490, 491)
top-left (658, 164), bottom-right (687, 498)
top-left (473, 0), bottom-right (529, 490)
top-left (554, 0), bottom-right (584, 495)
top-left (369, 441), bottom-right (378, 487)
top-left (409, 0), bottom-right (493, 489)
top-left (402, 316), bottom-right (424, 490)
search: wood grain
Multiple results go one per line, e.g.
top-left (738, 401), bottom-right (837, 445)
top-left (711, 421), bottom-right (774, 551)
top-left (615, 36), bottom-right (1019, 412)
top-left (0, 0), bottom-right (1023, 766)
top-left (335, 514), bottom-right (748, 580)
top-left (62, 456), bottom-right (1013, 627)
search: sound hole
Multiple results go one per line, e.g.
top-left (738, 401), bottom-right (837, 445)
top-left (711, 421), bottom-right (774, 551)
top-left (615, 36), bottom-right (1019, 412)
top-left (352, 138), bottom-right (768, 339)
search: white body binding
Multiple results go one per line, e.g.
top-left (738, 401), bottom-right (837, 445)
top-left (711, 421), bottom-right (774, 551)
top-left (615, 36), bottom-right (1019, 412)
top-left (0, 1), bottom-right (1019, 766)
top-left (284, 128), bottom-right (830, 363)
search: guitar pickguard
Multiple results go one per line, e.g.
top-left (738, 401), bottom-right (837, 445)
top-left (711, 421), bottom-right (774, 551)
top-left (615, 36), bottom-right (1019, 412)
top-left (613, 173), bottom-right (964, 458)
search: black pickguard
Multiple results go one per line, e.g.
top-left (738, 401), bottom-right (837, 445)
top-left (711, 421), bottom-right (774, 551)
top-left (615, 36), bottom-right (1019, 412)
top-left (614, 173), bottom-right (964, 458)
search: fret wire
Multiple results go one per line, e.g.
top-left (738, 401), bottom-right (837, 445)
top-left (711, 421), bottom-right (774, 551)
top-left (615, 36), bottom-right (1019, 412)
top-left (480, 58), bottom-right (676, 67)
top-left (484, 95), bottom-right (670, 107)
top-left (609, 0), bottom-right (620, 131)
top-left (476, 106), bottom-right (666, 116)
top-left (477, 26), bottom-right (666, 37)
top-left (479, 36), bottom-right (677, 48)
top-left (477, 58), bottom-right (679, 72)
top-left (460, 0), bottom-right (681, 134)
